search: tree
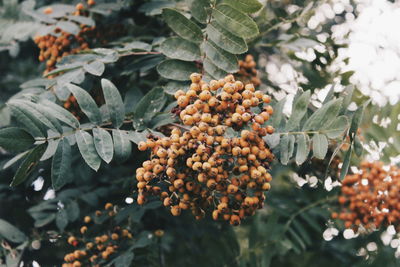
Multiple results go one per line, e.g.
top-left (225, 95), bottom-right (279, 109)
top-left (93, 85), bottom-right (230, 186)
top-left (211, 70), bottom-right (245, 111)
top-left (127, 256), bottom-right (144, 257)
top-left (0, 0), bottom-right (399, 266)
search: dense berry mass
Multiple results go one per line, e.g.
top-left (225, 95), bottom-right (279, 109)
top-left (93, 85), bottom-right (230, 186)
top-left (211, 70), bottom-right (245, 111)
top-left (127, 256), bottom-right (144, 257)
top-left (333, 161), bottom-right (400, 230)
top-left (135, 73), bottom-right (275, 225)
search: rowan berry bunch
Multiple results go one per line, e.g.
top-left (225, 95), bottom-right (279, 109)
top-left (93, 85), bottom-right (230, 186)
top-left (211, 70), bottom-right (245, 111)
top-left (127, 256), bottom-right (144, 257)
top-left (332, 161), bottom-right (400, 231)
top-left (136, 73), bottom-right (275, 226)
top-left (62, 203), bottom-right (133, 267)
top-left (236, 55), bottom-right (261, 87)
top-left (34, 1), bottom-right (97, 75)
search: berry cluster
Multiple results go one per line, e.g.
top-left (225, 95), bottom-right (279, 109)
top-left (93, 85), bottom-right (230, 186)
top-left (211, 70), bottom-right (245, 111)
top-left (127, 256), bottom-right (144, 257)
top-left (62, 203), bottom-right (133, 267)
top-left (136, 73), bottom-right (275, 225)
top-left (34, 2), bottom-right (97, 75)
top-left (236, 55), bottom-right (261, 87)
top-left (332, 161), bottom-right (400, 230)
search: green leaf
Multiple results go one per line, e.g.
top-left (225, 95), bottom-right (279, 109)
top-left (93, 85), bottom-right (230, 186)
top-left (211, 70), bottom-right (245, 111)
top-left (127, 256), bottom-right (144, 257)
top-left (222, 0), bottom-right (263, 13)
top-left (157, 59), bottom-right (199, 81)
top-left (280, 134), bottom-right (290, 165)
top-left (56, 21), bottom-right (80, 35)
top-left (203, 58), bottom-right (228, 79)
top-left (83, 60), bottom-right (105, 76)
top-left (113, 252), bottom-right (135, 267)
top-left (302, 98), bottom-right (342, 131)
top-left (160, 37), bottom-right (201, 61)
top-left (93, 127), bottom-right (114, 163)
top-left (296, 134), bottom-right (309, 165)
top-left (354, 136), bottom-right (363, 157)
top-left (349, 102), bottom-right (368, 141)
top-left (52, 138), bottom-right (72, 190)
top-left (75, 130), bottom-right (101, 171)
top-left (163, 81), bottom-right (189, 95)
top-left (271, 98), bottom-right (286, 130)
top-left (56, 209), bottom-right (68, 232)
top-left (7, 103), bottom-right (45, 137)
top-left (204, 41), bottom-right (238, 73)
top-left (341, 85), bottom-right (354, 114)
top-left (312, 133), bottom-right (328, 159)
top-left (324, 116), bottom-right (349, 139)
top-left (3, 151), bottom-right (29, 170)
top-left (0, 127), bottom-right (34, 153)
top-left (67, 83), bottom-right (102, 125)
top-left (10, 144), bottom-right (47, 186)
top-left (212, 4), bottom-right (259, 38)
top-left (191, 0), bottom-right (209, 23)
top-left (14, 100), bottom-right (63, 133)
top-left (340, 146), bottom-right (352, 180)
top-left (133, 88), bottom-right (167, 130)
top-left (65, 200), bottom-right (80, 222)
top-left (39, 99), bottom-right (80, 128)
top-left (101, 79), bottom-right (125, 128)
top-left (206, 21), bottom-right (248, 54)
top-left (162, 8), bottom-right (203, 43)
top-left (127, 131), bottom-right (148, 144)
top-left (286, 91), bottom-right (311, 131)
top-left (0, 219), bottom-right (27, 243)
top-left (124, 87), bottom-right (144, 111)
top-left (112, 129), bottom-right (132, 162)
top-left (40, 139), bottom-right (60, 161)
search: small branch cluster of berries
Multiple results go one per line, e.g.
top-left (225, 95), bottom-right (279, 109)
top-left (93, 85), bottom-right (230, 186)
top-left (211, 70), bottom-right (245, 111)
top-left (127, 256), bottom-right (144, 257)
top-left (332, 161), bottom-right (400, 231)
top-left (136, 73), bottom-right (275, 226)
top-left (34, 1), bottom-right (96, 75)
top-left (236, 55), bottom-right (261, 87)
top-left (62, 203), bottom-right (133, 267)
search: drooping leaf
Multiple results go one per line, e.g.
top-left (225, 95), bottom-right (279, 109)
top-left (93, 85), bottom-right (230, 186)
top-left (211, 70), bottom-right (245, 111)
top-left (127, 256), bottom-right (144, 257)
top-left (162, 8), bottom-right (203, 43)
top-left (286, 91), bottom-right (311, 131)
top-left (52, 138), bottom-right (72, 190)
top-left (206, 21), bottom-right (248, 54)
top-left (312, 133), bottom-right (328, 159)
top-left (93, 127), bottom-right (114, 163)
top-left (204, 41), bottom-right (239, 73)
top-left (67, 83), bottom-right (102, 125)
top-left (0, 127), bottom-right (34, 153)
top-left (295, 134), bottom-right (309, 165)
top-left (75, 130), bottom-right (101, 171)
top-left (157, 59), bottom-right (199, 81)
top-left (112, 129), bottom-right (132, 162)
top-left (222, 0), bottom-right (263, 13)
top-left (83, 60), bottom-right (105, 76)
top-left (324, 116), bottom-right (349, 139)
top-left (212, 4), bottom-right (259, 38)
top-left (160, 37), bottom-right (201, 61)
top-left (101, 79), bottom-right (125, 128)
top-left (10, 143), bottom-right (47, 186)
top-left (0, 219), bottom-right (27, 243)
